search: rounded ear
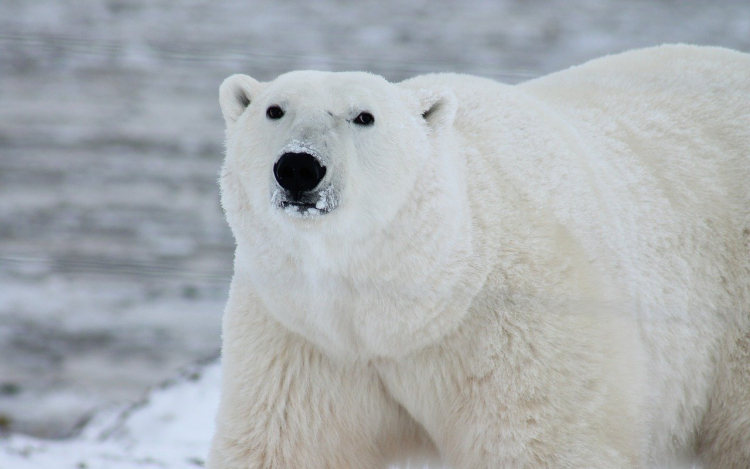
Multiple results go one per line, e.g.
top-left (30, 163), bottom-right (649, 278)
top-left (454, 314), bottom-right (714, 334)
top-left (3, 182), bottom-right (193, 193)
top-left (414, 86), bottom-right (458, 130)
top-left (219, 74), bottom-right (263, 125)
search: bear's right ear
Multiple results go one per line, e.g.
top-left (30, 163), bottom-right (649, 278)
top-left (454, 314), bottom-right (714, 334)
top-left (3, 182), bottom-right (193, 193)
top-left (219, 74), bottom-right (263, 126)
top-left (413, 86), bottom-right (458, 131)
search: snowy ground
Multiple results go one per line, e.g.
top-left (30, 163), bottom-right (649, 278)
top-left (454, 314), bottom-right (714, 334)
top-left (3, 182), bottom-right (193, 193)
top-left (1, 0), bottom-right (749, 467)
top-left (0, 362), bottom-right (220, 469)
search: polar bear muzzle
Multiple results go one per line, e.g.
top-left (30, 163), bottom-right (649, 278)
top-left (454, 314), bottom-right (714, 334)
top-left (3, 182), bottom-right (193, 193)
top-left (272, 151), bottom-right (337, 217)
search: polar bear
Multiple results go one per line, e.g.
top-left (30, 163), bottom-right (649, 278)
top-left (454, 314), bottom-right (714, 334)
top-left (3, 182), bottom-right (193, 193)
top-left (208, 45), bottom-right (750, 469)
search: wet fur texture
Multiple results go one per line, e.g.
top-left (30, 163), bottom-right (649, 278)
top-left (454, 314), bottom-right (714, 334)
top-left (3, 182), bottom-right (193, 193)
top-left (208, 45), bottom-right (750, 468)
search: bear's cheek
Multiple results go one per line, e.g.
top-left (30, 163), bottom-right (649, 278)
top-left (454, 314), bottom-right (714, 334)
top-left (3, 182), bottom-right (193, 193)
top-left (229, 137), bottom-right (281, 195)
top-left (223, 158), bottom-right (272, 219)
top-left (359, 131), bottom-right (428, 198)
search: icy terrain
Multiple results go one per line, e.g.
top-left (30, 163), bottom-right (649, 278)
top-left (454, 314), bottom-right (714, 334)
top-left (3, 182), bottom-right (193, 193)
top-left (0, 363), bottom-right (220, 469)
top-left (0, 0), bottom-right (749, 467)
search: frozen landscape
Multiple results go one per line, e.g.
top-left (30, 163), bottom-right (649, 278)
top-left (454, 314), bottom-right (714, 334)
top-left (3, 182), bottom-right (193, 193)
top-left (1, 363), bottom-right (220, 468)
top-left (1, 0), bottom-right (749, 467)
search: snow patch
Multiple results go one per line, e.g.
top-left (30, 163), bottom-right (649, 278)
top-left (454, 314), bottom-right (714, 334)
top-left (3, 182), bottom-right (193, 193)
top-left (315, 185), bottom-right (336, 211)
top-left (282, 140), bottom-right (327, 165)
top-left (0, 362), bottom-right (221, 469)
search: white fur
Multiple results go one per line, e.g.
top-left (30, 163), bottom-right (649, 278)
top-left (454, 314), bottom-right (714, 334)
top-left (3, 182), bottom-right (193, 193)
top-left (208, 45), bottom-right (750, 468)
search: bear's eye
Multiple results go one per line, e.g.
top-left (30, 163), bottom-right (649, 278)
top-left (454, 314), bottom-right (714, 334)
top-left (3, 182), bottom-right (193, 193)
top-left (266, 105), bottom-right (284, 120)
top-left (353, 112), bottom-right (374, 126)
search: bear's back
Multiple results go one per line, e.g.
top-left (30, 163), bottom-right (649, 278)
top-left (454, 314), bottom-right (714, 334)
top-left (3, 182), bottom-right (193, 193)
top-left (520, 44), bottom-right (750, 216)
top-left (412, 45), bottom-right (750, 457)
top-left (405, 46), bottom-right (750, 320)
top-left (522, 45), bottom-right (750, 459)
top-left (520, 45), bottom-right (750, 317)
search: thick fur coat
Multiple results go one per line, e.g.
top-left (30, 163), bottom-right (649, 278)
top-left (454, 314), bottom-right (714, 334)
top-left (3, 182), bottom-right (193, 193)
top-left (208, 45), bottom-right (750, 468)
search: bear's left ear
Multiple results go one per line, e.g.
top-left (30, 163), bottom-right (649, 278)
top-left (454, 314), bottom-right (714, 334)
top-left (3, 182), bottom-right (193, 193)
top-left (413, 86), bottom-right (458, 131)
top-left (219, 74), bottom-right (263, 126)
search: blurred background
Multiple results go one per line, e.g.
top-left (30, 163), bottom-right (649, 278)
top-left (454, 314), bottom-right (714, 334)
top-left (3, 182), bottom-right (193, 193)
top-left (1, 0), bottom-right (749, 441)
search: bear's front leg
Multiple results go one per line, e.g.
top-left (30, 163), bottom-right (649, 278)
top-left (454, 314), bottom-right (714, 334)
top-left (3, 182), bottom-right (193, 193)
top-left (377, 301), bottom-right (647, 469)
top-left (206, 283), bottom-right (420, 469)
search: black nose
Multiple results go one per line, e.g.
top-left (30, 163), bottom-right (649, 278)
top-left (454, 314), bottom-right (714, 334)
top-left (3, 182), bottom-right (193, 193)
top-left (273, 152), bottom-right (327, 193)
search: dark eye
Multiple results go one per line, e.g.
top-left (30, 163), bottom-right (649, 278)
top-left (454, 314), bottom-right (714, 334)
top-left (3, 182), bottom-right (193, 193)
top-left (266, 105), bottom-right (284, 120)
top-left (353, 112), bottom-right (374, 126)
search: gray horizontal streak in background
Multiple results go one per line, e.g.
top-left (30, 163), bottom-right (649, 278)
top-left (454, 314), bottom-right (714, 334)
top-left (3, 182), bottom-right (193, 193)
top-left (0, 0), bottom-right (749, 439)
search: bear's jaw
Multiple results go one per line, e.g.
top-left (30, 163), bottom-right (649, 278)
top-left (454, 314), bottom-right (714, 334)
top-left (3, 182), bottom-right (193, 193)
top-left (281, 200), bottom-right (327, 216)
top-left (271, 184), bottom-right (339, 218)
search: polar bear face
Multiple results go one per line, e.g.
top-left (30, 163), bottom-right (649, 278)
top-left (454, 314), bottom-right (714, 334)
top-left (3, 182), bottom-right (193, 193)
top-left (219, 71), bottom-right (455, 241)
top-left (219, 71), bottom-right (468, 358)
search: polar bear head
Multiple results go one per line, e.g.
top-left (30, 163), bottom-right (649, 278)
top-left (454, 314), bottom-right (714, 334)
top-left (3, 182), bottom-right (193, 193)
top-left (219, 71), bottom-right (458, 241)
top-left (219, 71), bottom-right (472, 358)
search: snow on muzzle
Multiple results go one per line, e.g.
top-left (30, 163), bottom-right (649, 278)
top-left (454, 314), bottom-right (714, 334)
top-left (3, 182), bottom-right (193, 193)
top-left (271, 142), bottom-right (339, 218)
